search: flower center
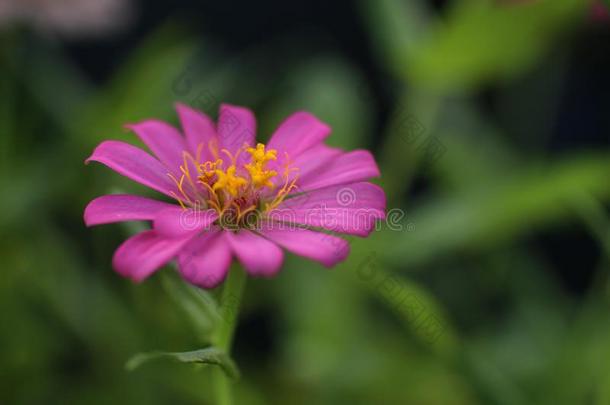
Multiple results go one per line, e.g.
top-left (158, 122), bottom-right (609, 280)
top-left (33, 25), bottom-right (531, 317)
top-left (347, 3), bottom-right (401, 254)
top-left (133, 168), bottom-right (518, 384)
top-left (168, 141), bottom-right (299, 229)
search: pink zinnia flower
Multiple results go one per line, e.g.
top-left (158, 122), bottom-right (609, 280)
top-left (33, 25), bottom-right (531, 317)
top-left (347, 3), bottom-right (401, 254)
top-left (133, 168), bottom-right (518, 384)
top-left (84, 104), bottom-right (385, 288)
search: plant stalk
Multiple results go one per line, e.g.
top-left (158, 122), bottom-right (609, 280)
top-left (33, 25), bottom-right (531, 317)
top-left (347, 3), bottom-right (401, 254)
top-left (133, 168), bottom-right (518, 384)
top-left (211, 265), bottom-right (246, 405)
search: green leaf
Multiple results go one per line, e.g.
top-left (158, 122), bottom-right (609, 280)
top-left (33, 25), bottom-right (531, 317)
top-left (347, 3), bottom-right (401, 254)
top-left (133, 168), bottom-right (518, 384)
top-left (377, 154), bottom-right (610, 267)
top-left (126, 347), bottom-right (240, 379)
top-left (161, 270), bottom-right (221, 343)
top-left (339, 248), bottom-right (458, 354)
top-left (359, 0), bottom-right (431, 77)
top-left (369, 267), bottom-right (456, 353)
top-left (406, 0), bottom-right (586, 91)
top-left (5, 34), bottom-right (93, 138)
top-left (570, 193), bottom-right (610, 262)
top-left (377, 89), bottom-right (443, 202)
top-left (80, 21), bottom-right (196, 146)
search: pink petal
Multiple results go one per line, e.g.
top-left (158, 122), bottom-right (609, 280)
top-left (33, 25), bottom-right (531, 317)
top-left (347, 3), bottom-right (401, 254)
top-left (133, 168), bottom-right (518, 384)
top-left (84, 194), bottom-right (176, 226)
top-left (217, 103), bottom-right (256, 155)
top-left (292, 144), bottom-right (342, 176)
top-left (154, 206), bottom-right (218, 238)
top-left (297, 150), bottom-right (380, 191)
top-left (125, 120), bottom-right (187, 174)
top-left (259, 226), bottom-right (350, 267)
top-left (177, 229), bottom-right (231, 288)
top-left (268, 144), bottom-right (341, 189)
top-left (268, 111), bottom-right (331, 157)
top-left (176, 102), bottom-right (217, 162)
top-left (225, 230), bottom-right (283, 276)
top-left (112, 230), bottom-right (194, 282)
top-left (270, 182), bottom-right (386, 236)
top-left (85, 140), bottom-right (179, 198)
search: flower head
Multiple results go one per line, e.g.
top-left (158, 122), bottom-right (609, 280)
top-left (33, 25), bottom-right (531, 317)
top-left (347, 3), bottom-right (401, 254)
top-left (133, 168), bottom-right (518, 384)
top-left (84, 103), bottom-right (386, 288)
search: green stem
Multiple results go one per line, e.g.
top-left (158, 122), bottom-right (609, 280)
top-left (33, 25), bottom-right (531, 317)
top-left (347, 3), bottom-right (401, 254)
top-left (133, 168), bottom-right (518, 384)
top-left (211, 265), bottom-right (247, 405)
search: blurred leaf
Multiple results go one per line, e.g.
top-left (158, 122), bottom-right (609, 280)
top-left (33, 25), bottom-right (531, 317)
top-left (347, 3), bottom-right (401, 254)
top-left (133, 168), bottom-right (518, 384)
top-left (378, 89), bottom-right (443, 201)
top-left (274, 256), bottom-right (371, 381)
top-left (334, 243), bottom-right (458, 354)
top-left (126, 347), bottom-right (240, 379)
top-left (3, 34), bottom-right (92, 137)
top-left (570, 193), bottom-right (610, 261)
top-left (359, 0), bottom-right (431, 77)
top-left (274, 255), bottom-right (471, 404)
top-left (530, 295), bottom-right (610, 405)
top-left (377, 154), bottom-right (610, 268)
top-left (460, 252), bottom-right (570, 405)
top-left (80, 22), bottom-right (196, 146)
top-left (406, 0), bottom-right (586, 90)
top-left (161, 270), bottom-right (221, 343)
top-left (364, 0), bottom-right (586, 91)
top-left (466, 349), bottom-right (529, 405)
top-left (368, 265), bottom-right (457, 354)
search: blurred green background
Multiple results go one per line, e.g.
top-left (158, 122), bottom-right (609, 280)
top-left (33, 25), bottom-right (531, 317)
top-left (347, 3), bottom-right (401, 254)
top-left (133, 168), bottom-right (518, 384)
top-left (1, 0), bottom-right (609, 404)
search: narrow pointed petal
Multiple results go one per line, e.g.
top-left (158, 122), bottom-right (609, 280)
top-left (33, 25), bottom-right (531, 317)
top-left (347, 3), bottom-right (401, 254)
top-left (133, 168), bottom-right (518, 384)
top-left (217, 103), bottom-right (256, 154)
top-left (112, 230), bottom-right (194, 282)
top-left (269, 143), bottom-right (342, 189)
top-left (291, 144), bottom-right (342, 176)
top-left (126, 120), bottom-right (187, 173)
top-left (154, 206), bottom-right (218, 238)
top-left (259, 226), bottom-right (350, 267)
top-left (297, 150), bottom-right (380, 191)
top-left (84, 194), bottom-right (176, 226)
top-left (268, 111), bottom-right (331, 157)
top-left (85, 140), bottom-right (178, 198)
top-left (225, 230), bottom-right (283, 276)
top-left (177, 229), bottom-right (231, 288)
top-left (270, 182), bottom-right (386, 236)
top-left (176, 102), bottom-right (217, 162)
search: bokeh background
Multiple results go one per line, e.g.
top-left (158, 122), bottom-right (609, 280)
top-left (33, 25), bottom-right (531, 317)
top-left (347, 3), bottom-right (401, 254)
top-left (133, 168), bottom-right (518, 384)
top-left (1, 0), bottom-right (609, 404)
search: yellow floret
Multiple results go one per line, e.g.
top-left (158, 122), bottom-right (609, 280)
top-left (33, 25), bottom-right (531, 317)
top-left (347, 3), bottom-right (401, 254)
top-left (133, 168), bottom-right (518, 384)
top-left (213, 165), bottom-right (248, 197)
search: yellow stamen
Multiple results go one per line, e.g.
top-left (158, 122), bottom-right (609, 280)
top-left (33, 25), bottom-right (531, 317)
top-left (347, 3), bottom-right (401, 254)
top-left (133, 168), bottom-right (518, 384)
top-left (169, 192), bottom-right (187, 209)
top-left (168, 173), bottom-right (194, 205)
top-left (247, 143), bottom-right (277, 165)
top-left (221, 147), bottom-right (243, 167)
top-left (264, 155), bottom-right (299, 212)
top-left (245, 164), bottom-right (277, 189)
top-left (213, 165), bottom-right (248, 197)
top-left (265, 176), bottom-right (298, 212)
top-left (197, 158), bottom-right (223, 184)
top-left (167, 142), bottom-right (300, 225)
top-left (178, 151), bottom-right (209, 203)
top-left (195, 142), bottom-right (205, 163)
top-left (245, 143), bottom-right (278, 189)
top-left (208, 138), bottom-right (220, 160)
